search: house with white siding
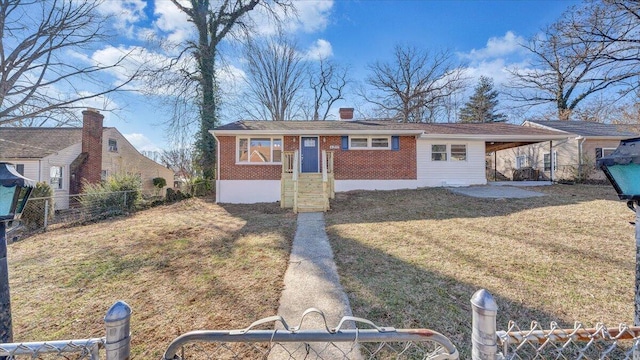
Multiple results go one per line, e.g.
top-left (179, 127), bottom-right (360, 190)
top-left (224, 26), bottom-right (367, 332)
top-left (210, 113), bottom-right (569, 212)
top-left (0, 109), bottom-right (174, 209)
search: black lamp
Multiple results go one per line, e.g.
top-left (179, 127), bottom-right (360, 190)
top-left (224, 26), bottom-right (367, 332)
top-left (0, 162), bottom-right (35, 222)
top-left (0, 162), bottom-right (35, 346)
top-left (597, 137), bottom-right (640, 204)
top-left (597, 137), bottom-right (640, 337)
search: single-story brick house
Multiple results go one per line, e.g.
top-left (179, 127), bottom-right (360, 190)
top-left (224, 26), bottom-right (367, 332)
top-left (493, 120), bottom-right (639, 182)
top-left (0, 109), bottom-right (174, 209)
top-left (210, 118), bottom-right (569, 211)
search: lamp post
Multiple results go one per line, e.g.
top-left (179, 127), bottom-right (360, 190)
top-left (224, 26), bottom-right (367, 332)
top-left (597, 137), bottom-right (640, 344)
top-left (0, 162), bottom-right (35, 345)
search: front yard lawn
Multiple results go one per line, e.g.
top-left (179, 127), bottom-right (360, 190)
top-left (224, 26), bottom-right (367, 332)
top-left (325, 184), bottom-right (634, 359)
top-left (8, 198), bottom-right (296, 358)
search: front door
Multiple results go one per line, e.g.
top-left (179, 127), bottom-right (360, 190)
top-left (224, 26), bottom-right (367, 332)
top-left (301, 136), bottom-right (319, 173)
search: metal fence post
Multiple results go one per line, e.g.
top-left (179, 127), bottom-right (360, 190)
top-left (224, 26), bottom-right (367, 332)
top-left (104, 301), bottom-right (131, 360)
top-left (0, 221), bottom-right (12, 349)
top-left (43, 200), bottom-right (49, 231)
top-left (471, 289), bottom-right (498, 360)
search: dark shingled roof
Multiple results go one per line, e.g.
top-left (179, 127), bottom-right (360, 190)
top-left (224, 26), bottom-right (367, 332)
top-left (0, 127), bottom-right (82, 159)
top-left (214, 120), bottom-right (564, 136)
top-left (528, 120), bottom-right (638, 137)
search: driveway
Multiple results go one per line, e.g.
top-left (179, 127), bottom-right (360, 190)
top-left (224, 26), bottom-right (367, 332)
top-left (448, 185), bottom-right (545, 198)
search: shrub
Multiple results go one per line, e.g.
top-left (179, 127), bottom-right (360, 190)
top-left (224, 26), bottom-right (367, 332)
top-left (188, 177), bottom-right (212, 197)
top-left (21, 182), bottom-right (54, 230)
top-left (153, 177), bottom-right (167, 188)
top-left (166, 188), bottom-right (191, 203)
top-left (80, 173), bottom-right (142, 218)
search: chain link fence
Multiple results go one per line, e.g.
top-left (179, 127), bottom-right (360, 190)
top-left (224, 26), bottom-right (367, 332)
top-left (471, 289), bottom-right (640, 360)
top-left (162, 309), bottom-right (459, 360)
top-left (9, 181), bottom-right (215, 238)
top-left (497, 321), bottom-right (640, 360)
top-left (0, 301), bottom-right (131, 360)
top-left (0, 339), bottom-right (103, 359)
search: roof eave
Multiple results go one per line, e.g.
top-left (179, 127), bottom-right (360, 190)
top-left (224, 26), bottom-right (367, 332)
top-left (210, 129), bottom-right (425, 136)
top-left (418, 133), bottom-right (571, 141)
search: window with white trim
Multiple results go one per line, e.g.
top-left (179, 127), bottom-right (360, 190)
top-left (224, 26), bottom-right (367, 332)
top-left (349, 136), bottom-right (390, 149)
top-left (516, 155), bottom-right (528, 169)
top-left (50, 166), bottom-right (63, 189)
top-left (450, 144), bottom-right (467, 161)
top-left (15, 164), bottom-right (24, 175)
top-left (108, 139), bottom-right (118, 152)
top-left (237, 137), bottom-right (282, 163)
top-left (431, 145), bottom-right (447, 161)
top-left (603, 148), bottom-right (616, 157)
top-left (543, 152), bottom-right (557, 172)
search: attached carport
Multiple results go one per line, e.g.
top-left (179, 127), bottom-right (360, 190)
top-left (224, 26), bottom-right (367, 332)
top-left (483, 133), bottom-right (572, 182)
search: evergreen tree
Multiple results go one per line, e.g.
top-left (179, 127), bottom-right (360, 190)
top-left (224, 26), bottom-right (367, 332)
top-left (459, 76), bottom-right (507, 123)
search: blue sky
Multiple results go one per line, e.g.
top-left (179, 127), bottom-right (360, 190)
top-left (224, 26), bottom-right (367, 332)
top-left (91, 0), bottom-right (582, 153)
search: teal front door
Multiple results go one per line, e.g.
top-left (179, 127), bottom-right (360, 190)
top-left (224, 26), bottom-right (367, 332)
top-left (301, 137), bottom-right (319, 173)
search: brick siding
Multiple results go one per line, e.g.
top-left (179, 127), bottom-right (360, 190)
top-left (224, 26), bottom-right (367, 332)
top-left (218, 135), bottom-right (417, 181)
top-left (218, 136), bottom-right (281, 180)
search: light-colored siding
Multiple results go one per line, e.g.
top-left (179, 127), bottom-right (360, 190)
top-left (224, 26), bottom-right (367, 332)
top-left (0, 159), bottom-right (41, 182)
top-left (416, 139), bottom-right (487, 186)
top-left (101, 129), bottom-right (174, 195)
top-left (41, 143), bottom-right (82, 209)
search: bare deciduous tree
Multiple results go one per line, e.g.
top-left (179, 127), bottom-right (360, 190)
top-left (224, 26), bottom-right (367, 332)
top-left (162, 147), bottom-right (196, 182)
top-left (0, 0), bottom-right (138, 127)
top-left (361, 45), bottom-right (467, 123)
top-left (240, 35), bottom-right (307, 121)
top-left (309, 58), bottom-right (349, 120)
top-left (165, 0), bottom-right (291, 176)
top-left (508, 1), bottom-right (640, 120)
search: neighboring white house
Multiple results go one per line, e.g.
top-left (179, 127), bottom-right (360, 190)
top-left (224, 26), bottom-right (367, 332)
top-left (0, 109), bottom-right (173, 209)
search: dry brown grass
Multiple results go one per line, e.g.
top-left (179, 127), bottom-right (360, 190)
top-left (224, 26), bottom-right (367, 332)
top-left (7, 197), bottom-right (296, 359)
top-left (325, 184), bottom-right (635, 359)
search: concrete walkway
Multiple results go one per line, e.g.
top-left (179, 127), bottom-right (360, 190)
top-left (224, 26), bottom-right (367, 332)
top-left (270, 212), bottom-right (360, 359)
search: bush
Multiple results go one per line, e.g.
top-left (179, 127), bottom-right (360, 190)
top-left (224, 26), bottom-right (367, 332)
top-left (153, 177), bottom-right (167, 188)
top-left (166, 188), bottom-right (191, 203)
top-left (21, 182), bottom-right (54, 230)
top-left (188, 177), bottom-right (213, 197)
top-left (80, 173), bottom-right (142, 218)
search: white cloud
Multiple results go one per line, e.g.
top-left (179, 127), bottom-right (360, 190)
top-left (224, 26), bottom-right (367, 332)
top-left (153, 0), bottom-right (193, 44)
top-left (292, 1), bottom-right (333, 33)
top-left (249, 0), bottom-right (333, 37)
top-left (304, 39), bottom-right (333, 60)
top-left (98, 0), bottom-right (147, 38)
top-left (461, 31), bottom-right (527, 61)
top-left (124, 133), bottom-right (162, 152)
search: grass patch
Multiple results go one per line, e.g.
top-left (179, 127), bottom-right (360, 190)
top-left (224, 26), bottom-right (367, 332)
top-left (8, 198), bottom-right (296, 358)
top-left (325, 184), bottom-right (634, 359)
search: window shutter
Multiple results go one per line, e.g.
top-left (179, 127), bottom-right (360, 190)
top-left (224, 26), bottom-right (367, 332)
top-left (341, 136), bottom-right (348, 150)
top-left (391, 136), bottom-right (400, 151)
top-left (595, 147), bottom-right (603, 159)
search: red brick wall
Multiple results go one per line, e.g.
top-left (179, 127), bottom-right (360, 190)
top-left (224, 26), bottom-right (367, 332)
top-left (78, 109), bottom-right (104, 186)
top-left (218, 136), bottom-right (281, 180)
top-left (218, 135), bottom-right (417, 181)
top-left (321, 135), bottom-right (416, 180)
